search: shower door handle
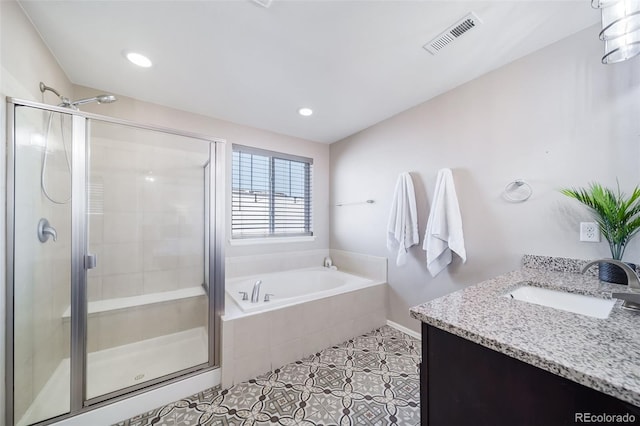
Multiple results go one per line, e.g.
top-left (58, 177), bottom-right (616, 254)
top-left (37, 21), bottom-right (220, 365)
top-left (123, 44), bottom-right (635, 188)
top-left (84, 254), bottom-right (97, 270)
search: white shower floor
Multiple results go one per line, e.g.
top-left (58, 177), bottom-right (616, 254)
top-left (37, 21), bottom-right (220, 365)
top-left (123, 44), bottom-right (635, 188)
top-left (17, 327), bottom-right (209, 426)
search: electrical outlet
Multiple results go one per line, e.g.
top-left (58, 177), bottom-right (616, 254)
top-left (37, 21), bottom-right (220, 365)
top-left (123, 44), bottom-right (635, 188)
top-left (580, 222), bottom-right (600, 242)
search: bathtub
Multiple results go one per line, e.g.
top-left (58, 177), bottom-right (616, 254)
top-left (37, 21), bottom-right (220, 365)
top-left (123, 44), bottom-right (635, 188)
top-left (226, 266), bottom-right (378, 314)
top-left (222, 265), bottom-right (387, 387)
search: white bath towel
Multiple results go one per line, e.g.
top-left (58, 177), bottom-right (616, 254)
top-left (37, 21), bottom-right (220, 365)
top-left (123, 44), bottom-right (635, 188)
top-left (387, 172), bottom-right (419, 266)
top-left (423, 168), bottom-right (466, 277)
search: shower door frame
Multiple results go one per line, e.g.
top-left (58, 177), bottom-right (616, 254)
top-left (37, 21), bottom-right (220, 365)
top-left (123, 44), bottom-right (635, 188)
top-left (5, 98), bottom-right (226, 426)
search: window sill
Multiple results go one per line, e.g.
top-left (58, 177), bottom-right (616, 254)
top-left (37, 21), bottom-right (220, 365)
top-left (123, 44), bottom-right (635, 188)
top-left (228, 236), bottom-right (316, 246)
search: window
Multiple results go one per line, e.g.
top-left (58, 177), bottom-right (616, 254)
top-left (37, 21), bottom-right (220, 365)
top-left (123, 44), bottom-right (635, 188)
top-left (232, 144), bottom-right (313, 239)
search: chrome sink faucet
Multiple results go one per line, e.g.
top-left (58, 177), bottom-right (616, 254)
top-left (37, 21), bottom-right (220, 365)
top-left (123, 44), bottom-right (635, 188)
top-left (582, 259), bottom-right (640, 312)
top-left (251, 280), bottom-right (262, 303)
top-left (581, 259), bottom-right (640, 291)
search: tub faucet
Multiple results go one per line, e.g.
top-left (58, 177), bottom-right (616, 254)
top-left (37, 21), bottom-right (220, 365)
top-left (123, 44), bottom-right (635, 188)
top-left (251, 280), bottom-right (262, 303)
top-left (582, 259), bottom-right (640, 312)
top-left (323, 256), bottom-right (333, 268)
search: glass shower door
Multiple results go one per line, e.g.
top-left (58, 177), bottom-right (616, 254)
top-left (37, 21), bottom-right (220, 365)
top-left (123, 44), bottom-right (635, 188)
top-left (85, 119), bottom-right (212, 401)
top-left (10, 105), bottom-right (73, 425)
top-left (8, 98), bottom-right (223, 424)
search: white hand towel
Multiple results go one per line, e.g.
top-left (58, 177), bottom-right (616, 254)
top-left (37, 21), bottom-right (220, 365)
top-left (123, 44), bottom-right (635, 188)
top-left (387, 172), bottom-right (419, 266)
top-left (423, 168), bottom-right (466, 277)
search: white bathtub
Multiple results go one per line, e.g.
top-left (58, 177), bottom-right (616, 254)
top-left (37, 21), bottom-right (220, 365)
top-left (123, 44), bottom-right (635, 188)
top-left (226, 267), bottom-right (377, 314)
top-left (222, 265), bottom-right (387, 386)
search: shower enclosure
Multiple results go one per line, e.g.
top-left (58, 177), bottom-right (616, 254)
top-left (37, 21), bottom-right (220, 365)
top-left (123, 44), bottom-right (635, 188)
top-left (5, 98), bottom-right (225, 426)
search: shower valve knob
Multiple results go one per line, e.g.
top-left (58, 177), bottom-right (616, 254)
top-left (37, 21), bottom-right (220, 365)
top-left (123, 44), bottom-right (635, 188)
top-left (37, 218), bottom-right (57, 243)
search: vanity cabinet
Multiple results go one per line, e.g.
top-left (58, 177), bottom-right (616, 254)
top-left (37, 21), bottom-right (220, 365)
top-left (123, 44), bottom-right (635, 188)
top-left (421, 324), bottom-right (640, 426)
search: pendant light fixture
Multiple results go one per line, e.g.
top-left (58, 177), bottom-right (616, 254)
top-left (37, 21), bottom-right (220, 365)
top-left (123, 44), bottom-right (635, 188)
top-left (593, 0), bottom-right (640, 63)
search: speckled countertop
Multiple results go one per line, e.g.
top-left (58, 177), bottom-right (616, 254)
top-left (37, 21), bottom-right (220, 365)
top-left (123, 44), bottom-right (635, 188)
top-left (409, 256), bottom-right (640, 407)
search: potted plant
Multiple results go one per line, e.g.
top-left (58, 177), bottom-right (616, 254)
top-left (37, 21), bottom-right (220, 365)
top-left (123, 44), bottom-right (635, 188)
top-left (561, 183), bottom-right (640, 284)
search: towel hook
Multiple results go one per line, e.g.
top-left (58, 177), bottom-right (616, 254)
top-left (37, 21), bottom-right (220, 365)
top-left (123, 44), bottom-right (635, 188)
top-left (503, 180), bottom-right (532, 203)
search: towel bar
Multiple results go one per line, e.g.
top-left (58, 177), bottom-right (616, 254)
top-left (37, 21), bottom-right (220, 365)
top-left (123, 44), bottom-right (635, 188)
top-left (336, 199), bottom-right (375, 207)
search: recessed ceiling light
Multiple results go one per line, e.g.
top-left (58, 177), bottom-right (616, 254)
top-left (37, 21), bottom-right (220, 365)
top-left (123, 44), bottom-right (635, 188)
top-left (298, 107), bottom-right (313, 117)
top-left (125, 52), bottom-right (152, 68)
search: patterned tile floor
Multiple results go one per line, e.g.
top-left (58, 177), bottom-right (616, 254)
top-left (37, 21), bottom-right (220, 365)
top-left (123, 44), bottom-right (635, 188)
top-left (115, 326), bottom-right (421, 426)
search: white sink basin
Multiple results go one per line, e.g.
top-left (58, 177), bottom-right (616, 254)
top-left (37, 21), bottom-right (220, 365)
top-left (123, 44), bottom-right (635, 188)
top-left (505, 286), bottom-right (615, 319)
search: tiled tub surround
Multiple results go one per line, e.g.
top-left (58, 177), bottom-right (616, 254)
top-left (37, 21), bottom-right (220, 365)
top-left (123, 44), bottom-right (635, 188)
top-left (224, 249), bottom-right (331, 280)
top-left (224, 249), bottom-right (386, 281)
top-left (222, 251), bottom-right (388, 389)
top-left (410, 264), bottom-right (640, 407)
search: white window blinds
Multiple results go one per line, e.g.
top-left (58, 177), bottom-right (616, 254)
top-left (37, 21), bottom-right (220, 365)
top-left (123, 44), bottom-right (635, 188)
top-left (232, 145), bottom-right (313, 239)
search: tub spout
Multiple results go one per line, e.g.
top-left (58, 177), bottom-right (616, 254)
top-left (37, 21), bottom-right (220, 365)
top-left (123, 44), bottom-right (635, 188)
top-left (251, 280), bottom-right (262, 303)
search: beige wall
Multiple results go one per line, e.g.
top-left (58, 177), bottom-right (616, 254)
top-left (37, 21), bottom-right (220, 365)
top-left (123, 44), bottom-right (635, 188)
top-left (330, 24), bottom-right (640, 332)
top-left (0, 1), bottom-right (73, 101)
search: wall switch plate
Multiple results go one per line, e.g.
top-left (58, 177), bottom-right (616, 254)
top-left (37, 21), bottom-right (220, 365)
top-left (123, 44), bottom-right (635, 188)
top-left (580, 222), bottom-right (600, 242)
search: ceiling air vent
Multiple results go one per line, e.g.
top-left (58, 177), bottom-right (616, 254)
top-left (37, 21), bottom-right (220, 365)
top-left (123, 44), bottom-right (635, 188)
top-left (423, 12), bottom-right (482, 55)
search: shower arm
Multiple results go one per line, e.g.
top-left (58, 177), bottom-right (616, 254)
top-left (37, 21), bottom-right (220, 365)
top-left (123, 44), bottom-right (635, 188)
top-left (39, 82), bottom-right (61, 98)
top-left (70, 97), bottom-right (98, 106)
top-left (39, 81), bottom-right (71, 106)
top-left (39, 81), bottom-right (117, 109)
top-left (71, 96), bottom-right (110, 107)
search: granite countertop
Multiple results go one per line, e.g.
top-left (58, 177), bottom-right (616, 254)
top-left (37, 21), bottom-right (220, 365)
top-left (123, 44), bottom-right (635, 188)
top-left (409, 262), bottom-right (640, 407)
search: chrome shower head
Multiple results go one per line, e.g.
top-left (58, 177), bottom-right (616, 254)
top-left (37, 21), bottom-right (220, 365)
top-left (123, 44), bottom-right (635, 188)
top-left (70, 94), bottom-right (118, 107)
top-left (96, 94), bottom-right (117, 104)
top-left (40, 81), bottom-right (117, 109)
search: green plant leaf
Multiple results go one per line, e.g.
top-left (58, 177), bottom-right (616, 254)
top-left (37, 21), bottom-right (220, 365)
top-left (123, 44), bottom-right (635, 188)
top-left (561, 183), bottom-right (640, 260)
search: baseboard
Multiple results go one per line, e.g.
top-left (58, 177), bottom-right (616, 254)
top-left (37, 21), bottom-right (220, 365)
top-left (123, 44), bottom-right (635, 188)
top-left (386, 320), bottom-right (421, 340)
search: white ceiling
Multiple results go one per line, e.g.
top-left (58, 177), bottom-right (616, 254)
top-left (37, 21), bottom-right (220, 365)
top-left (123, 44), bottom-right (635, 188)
top-left (19, 1), bottom-right (600, 144)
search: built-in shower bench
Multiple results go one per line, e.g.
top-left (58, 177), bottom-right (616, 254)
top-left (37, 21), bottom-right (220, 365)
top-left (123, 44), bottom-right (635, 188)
top-left (61, 286), bottom-right (206, 319)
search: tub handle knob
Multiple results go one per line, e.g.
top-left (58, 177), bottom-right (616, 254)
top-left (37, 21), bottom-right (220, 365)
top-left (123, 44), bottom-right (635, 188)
top-left (239, 291), bottom-right (248, 301)
top-left (264, 293), bottom-right (274, 302)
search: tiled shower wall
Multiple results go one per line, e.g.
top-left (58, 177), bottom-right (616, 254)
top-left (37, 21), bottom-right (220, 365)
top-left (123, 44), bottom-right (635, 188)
top-left (13, 108), bottom-right (71, 420)
top-left (86, 131), bottom-right (207, 302)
